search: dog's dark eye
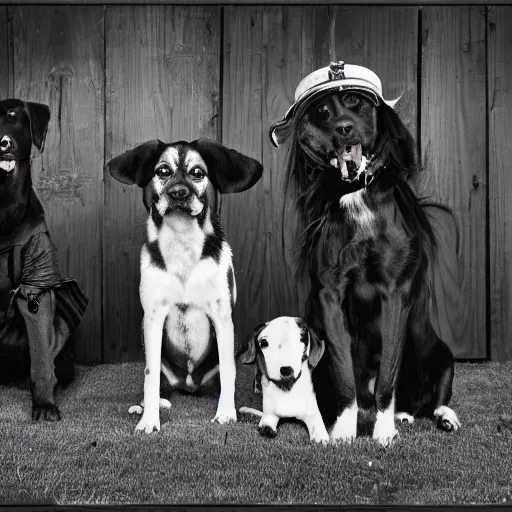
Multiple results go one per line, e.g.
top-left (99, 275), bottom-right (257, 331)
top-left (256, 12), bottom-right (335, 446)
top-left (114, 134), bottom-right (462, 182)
top-left (342, 94), bottom-right (361, 109)
top-left (259, 338), bottom-right (268, 349)
top-left (188, 166), bottom-right (205, 179)
top-left (6, 110), bottom-right (18, 121)
top-left (316, 103), bottom-right (331, 120)
top-left (155, 165), bottom-right (174, 178)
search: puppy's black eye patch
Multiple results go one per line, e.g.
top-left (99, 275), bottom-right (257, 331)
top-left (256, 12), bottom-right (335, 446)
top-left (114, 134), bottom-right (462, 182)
top-left (155, 165), bottom-right (174, 178)
top-left (259, 338), bottom-right (268, 349)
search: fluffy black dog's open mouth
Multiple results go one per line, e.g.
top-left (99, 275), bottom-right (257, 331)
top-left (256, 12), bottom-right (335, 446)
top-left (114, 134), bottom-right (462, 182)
top-left (329, 143), bottom-right (368, 183)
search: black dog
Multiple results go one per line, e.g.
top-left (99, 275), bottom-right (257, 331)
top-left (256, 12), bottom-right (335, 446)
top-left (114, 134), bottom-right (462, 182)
top-left (107, 138), bottom-right (263, 433)
top-left (0, 99), bottom-right (88, 421)
top-left (270, 62), bottom-right (462, 445)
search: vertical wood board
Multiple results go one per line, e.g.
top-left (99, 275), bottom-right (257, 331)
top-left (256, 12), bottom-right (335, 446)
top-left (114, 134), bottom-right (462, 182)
top-left (421, 6), bottom-right (487, 358)
top-left (104, 6), bottom-right (220, 362)
top-left (489, 6), bottom-right (512, 362)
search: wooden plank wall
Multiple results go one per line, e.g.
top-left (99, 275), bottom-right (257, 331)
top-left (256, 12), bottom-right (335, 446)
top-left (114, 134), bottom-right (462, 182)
top-left (421, 7), bottom-right (487, 358)
top-left (1, 5), bottom-right (510, 363)
top-left (489, 6), bottom-right (512, 362)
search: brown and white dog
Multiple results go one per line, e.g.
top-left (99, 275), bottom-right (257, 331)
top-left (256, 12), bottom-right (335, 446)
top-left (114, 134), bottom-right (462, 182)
top-left (107, 138), bottom-right (263, 433)
top-left (239, 316), bottom-right (329, 444)
top-left (270, 62), bottom-right (462, 446)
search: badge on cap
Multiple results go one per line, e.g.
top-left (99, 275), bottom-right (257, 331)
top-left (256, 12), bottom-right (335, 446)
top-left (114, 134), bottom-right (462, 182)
top-left (329, 61), bottom-right (345, 81)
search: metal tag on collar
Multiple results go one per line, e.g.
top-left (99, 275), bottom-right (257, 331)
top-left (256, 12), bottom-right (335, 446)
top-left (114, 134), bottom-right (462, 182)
top-left (329, 61), bottom-right (345, 81)
top-left (27, 293), bottom-right (40, 314)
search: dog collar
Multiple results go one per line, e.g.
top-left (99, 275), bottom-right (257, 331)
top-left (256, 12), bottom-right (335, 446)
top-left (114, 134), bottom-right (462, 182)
top-left (269, 61), bottom-right (401, 148)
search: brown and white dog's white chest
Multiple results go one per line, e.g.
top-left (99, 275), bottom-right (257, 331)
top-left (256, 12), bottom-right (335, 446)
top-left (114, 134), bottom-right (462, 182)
top-left (139, 213), bottom-right (234, 370)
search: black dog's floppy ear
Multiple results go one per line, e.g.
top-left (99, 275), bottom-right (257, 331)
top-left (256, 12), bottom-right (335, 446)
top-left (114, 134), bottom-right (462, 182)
top-left (107, 140), bottom-right (167, 188)
top-left (240, 322), bottom-right (268, 364)
top-left (298, 320), bottom-right (324, 369)
top-left (24, 101), bottom-right (50, 152)
top-left (190, 138), bottom-right (263, 194)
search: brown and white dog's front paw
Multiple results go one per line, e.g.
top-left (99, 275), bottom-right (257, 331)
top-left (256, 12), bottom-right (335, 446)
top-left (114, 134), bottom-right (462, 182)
top-left (135, 411), bottom-right (161, 434)
top-left (310, 427), bottom-right (330, 445)
top-left (212, 403), bottom-right (237, 424)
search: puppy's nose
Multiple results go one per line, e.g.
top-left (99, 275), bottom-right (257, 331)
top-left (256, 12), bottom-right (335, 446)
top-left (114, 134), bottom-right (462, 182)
top-left (0, 135), bottom-right (13, 153)
top-left (280, 366), bottom-right (294, 378)
top-left (335, 121), bottom-right (354, 136)
top-left (169, 185), bottom-right (190, 201)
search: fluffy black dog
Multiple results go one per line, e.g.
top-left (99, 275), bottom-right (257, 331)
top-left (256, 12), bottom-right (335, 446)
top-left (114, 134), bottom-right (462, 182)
top-left (270, 62), bottom-right (462, 445)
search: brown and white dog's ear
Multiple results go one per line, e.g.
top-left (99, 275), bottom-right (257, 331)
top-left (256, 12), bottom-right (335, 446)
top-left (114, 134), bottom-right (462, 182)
top-left (24, 101), bottom-right (50, 152)
top-left (239, 322), bottom-right (268, 364)
top-left (107, 139), bottom-right (167, 187)
top-left (190, 138), bottom-right (263, 194)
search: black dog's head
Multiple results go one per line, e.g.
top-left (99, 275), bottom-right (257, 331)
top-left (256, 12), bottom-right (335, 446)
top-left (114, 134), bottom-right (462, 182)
top-left (269, 64), bottom-right (418, 275)
top-left (295, 90), bottom-right (416, 189)
top-left (106, 138), bottom-right (263, 219)
top-left (297, 90), bottom-right (378, 175)
top-left (0, 99), bottom-right (50, 234)
top-left (0, 99), bottom-right (50, 174)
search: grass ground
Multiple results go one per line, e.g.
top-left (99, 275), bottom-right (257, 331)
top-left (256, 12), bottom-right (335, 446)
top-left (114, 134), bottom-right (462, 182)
top-left (0, 360), bottom-right (510, 505)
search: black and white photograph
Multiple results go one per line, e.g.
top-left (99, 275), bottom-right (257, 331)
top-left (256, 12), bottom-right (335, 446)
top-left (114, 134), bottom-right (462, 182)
top-left (0, 0), bottom-right (510, 506)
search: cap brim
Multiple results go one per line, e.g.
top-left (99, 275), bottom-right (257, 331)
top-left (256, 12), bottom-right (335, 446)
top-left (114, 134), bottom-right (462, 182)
top-left (269, 82), bottom-right (401, 148)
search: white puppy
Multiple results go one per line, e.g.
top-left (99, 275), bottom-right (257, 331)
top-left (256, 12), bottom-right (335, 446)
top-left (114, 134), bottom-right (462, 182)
top-left (239, 316), bottom-right (329, 444)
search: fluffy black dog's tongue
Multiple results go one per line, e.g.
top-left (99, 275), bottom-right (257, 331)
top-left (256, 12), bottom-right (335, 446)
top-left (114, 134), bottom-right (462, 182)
top-left (330, 143), bottom-right (368, 183)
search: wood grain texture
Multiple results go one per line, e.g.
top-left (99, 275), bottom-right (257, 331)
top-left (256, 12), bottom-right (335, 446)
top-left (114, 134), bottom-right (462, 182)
top-left (331, 7), bottom-right (418, 140)
top-left (222, 7), bottom-right (267, 350)
top-left (421, 7), bottom-right (487, 358)
top-left (104, 6), bottom-right (220, 362)
top-left (262, 7), bottom-right (333, 321)
top-left (0, 7), bottom-right (11, 98)
top-left (11, 6), bottom-right (105, 364)
top-left (489, 6), bottom-right (512, 362)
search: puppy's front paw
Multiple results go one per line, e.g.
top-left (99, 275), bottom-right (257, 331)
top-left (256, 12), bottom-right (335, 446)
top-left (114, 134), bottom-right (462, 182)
top-left (135, 412), bottom-right (160, 434)
top-left (212, 405), bottom-right (237, 424)
top-left (32, 404), bottom-right (61, 422)
top-left (434, 406), bottom-right (461, 432)
top-left (258, 424), bottom-right (278, 438)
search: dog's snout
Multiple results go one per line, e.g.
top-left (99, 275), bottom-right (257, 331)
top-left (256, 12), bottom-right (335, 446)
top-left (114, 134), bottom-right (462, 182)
top-left (280, 366), bottom-right (294, 378)
top-left (169, 185), bottom-right (191, 201)
top-left (335, 121), bottom-right (354, 136)
top-left (0, 135), bottom-right (13, 153)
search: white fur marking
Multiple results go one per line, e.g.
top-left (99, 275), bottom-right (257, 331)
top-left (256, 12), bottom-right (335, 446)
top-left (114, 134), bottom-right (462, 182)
top-left (330, 400), bottom-right (358, 442)
top-left (339, 189), bottom-right (375, 232)
top-left (368, 377), bottom-right (376, 395)
top-left (395, 412), bottom-right (414, 424)
top-left (373, 395), bottom-right (398, 447)
top-left (0, 160), bottom-right (15, 172)
top-left (128, 398), bottom-right (171, 415)
top-left (434, 405), bottom-right (461, 431)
